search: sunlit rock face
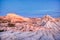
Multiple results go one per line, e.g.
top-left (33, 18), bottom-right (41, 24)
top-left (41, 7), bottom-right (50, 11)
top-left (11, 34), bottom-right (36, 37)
top-left (5, 13), bottom-right (31, 23)
top-left (0, 13), bottom-right (60, 40)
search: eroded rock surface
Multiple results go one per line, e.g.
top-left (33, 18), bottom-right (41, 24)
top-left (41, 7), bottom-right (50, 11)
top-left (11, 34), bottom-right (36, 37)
top-left (0, 13), bottom-right (60, 40)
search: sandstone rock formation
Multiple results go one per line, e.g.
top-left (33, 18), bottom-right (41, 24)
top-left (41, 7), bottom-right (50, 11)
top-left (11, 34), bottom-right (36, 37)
top-left (0, 13), bottom-right (60, 40)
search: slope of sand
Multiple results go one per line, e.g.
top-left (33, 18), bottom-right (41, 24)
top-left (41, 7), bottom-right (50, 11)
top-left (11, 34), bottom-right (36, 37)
top-left (0, 13), bottom-right (60, 40)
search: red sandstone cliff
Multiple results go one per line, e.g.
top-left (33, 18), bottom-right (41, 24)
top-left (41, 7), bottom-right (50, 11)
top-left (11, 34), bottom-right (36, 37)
top-left (0, 13), bottom-right (60, 32)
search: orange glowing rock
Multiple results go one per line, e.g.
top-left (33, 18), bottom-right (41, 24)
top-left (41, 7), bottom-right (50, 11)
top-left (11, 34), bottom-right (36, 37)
top-left (5, 13), bottom-right (31, 23)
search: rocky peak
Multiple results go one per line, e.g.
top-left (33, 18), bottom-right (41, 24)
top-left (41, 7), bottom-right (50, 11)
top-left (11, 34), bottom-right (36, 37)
top-left (41, 15), bottom-right (55, 22)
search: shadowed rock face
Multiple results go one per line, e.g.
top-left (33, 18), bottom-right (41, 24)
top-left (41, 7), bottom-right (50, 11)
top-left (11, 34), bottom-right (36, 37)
top-left (0, 13), bottom-right (60, 40)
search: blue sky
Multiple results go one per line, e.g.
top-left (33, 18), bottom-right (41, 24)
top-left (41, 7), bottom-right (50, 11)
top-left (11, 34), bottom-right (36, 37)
top-left (0, 0), bottom-right (60, 17)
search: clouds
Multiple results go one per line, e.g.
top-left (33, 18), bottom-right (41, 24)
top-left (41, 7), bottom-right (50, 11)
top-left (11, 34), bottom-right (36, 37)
top-left (27, 10), bottom-right (60, 14)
